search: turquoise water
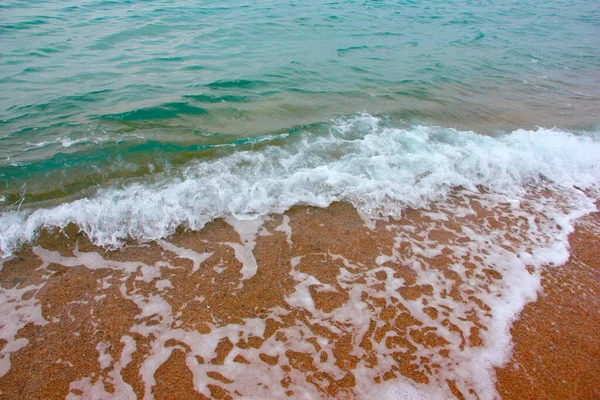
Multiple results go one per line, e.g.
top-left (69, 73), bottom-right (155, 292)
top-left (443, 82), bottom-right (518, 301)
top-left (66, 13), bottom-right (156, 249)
top-left (1, 0), bottom-right (600, 251)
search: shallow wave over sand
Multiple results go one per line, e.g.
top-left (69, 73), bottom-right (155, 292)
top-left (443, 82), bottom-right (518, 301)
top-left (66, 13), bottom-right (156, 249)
top-left (1, 114), bottom-right (599, 255)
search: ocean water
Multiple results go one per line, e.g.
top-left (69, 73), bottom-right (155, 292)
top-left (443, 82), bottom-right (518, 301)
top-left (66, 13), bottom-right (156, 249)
top-left (1, 0), bottom-right (600, 216)
top-left (1, 1), bottom-right (600, 399)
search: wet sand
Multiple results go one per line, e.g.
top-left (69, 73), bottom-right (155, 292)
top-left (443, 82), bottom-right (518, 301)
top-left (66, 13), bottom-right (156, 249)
top-left (0, 194), bottom-right (598, 399)
top-left (496, 207), bottom-right (600, 400)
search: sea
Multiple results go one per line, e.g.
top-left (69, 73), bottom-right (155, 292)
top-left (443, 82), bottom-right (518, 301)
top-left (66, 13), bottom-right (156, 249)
top-left (0, 1), bottom-right (599, 399)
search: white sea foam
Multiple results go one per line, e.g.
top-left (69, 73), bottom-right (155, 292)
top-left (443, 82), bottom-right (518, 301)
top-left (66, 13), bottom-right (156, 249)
top-left (158, 240), bottom-right (214, 274)
top-left (222, 217), bottom-right (264, 282)
top-left (1, 114), bottom-right (599, 255)
top-left (0, 283), bottom-right (47, 377)
top-left (274, 215), bottom-right (293, 245)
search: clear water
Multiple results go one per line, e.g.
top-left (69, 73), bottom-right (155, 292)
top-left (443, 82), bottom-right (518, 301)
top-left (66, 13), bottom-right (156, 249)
top-left (0, 0), bottom-right (599, 248)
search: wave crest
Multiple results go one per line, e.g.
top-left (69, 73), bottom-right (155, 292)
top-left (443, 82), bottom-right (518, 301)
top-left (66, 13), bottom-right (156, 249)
top-left (1, 114), bottom-right (599, 254)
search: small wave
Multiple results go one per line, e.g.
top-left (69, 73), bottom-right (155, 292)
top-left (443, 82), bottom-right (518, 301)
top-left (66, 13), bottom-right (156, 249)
top-left (1, 113), bottom-right (599, 254)
top-left (100, 102), bottom-right (209, 121)
top-left (336, 45), bottom-right (370, 55)
top-left (205, 79), bottom-right (269, 90)
top-left (183, 93), bottom-right (251, 103)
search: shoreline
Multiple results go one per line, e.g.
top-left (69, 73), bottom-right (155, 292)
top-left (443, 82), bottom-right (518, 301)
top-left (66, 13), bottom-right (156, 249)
top-left (496, 204), bottom-right (600, 399)
top-left (0, 194), bottom-right (598, 399)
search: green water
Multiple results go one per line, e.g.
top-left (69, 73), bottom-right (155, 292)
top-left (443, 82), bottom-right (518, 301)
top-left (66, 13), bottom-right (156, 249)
top-left (1, 0), bottom-right (599, 206)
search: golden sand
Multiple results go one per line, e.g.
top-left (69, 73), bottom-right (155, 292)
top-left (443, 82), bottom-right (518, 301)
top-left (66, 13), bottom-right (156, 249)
top-left (0, 197), bottom-right (598, 399)
top-left (496, 207), bottom-right (600, 399)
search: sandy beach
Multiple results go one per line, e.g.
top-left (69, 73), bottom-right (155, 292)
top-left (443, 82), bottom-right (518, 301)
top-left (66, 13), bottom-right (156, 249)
top-left (0, 193), bottom-right (598, 399)
top-left (496, 204), bottom-right (600, 400)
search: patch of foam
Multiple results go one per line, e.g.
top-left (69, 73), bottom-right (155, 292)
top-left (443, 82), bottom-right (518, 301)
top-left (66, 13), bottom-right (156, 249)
top-left (0, 283), bottom-right (47, 377)
top-left (0, 255), bottom-right (13, 272)
top-left (359, 212), bottom-right (378, 230)
top-left (96, 342), bottom-right (113, 370)
top-left (67, 376), bottom-right (108, 400)
top-left (33, 245), bottom-right (161, 283)
top-left (222, 216), bottom-right (265, 281)
top-left (99, 275), bottom-right (112, 290)
top-left (274, 215), bottom-right (293, 244)
top-left (155, 279), bottom-right (173, 292)
top-left (93, 294), bottom-right (106, 302)
top-left (158, 240), bottom-right (213, 274)
top-left (67, 335), bottom-right (136, 400)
